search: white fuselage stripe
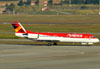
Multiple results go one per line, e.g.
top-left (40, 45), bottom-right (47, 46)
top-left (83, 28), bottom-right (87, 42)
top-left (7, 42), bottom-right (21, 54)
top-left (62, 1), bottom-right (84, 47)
top-left (37, 34), bottom-right (99, 43)
top-left (15, 33), bottom-right (99, 43)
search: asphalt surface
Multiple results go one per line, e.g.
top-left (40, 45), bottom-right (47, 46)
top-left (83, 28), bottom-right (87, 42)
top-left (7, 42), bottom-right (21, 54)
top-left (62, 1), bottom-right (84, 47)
top-left (0, 44), bottom-right (100, 69)
top-left (0, 39), bottom-right (31, 42)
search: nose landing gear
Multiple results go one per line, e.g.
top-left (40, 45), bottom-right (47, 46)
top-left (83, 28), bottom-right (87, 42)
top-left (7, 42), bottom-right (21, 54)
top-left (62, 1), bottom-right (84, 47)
top-left (53, 42), bottom-right (57, 45)
top-left (47, 42), bottom-right (57, 46)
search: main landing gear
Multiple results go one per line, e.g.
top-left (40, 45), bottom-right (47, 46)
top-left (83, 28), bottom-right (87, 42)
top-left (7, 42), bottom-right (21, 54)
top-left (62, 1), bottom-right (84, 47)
top-left (48, 42), bottom-right (57, 46)
top-left (81, 43), bottom-right (93, 46)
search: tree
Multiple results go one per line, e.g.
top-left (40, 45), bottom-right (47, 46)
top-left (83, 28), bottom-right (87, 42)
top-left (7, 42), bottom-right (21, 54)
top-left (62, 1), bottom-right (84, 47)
top-left (63, 0), bottom-right (68, 4)
top-left (5, 3), bottom-right (15, 14)
top-left (9, 3), bottom-right (15, 13)
top-left (87, 0), bottom-right (99, 4)
top-left (10, 3), bottom-right (15, 8)
top-left (18, 0), bottom-right (24, 6)
top-left (48, 0), bottom-right (53, 5)
top-left (35, 0), bottom-right (39, 5)
top-left (85, 0), bottom-right (88, 4)
top-left (5, 3), bottom-right (9, 8)
top-left (60, 0), bottom-right (64, 5)
top-left (26, 0), bottom-right (31, 5)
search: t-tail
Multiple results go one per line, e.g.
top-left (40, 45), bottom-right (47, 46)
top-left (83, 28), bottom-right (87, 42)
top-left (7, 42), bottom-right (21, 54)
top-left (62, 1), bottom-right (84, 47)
top-left (11, 21), bottom-right (26, 33)
top-left (11, 21), bottom-right (38, 39)
top-left (11, 21), bottom-right (28, 37)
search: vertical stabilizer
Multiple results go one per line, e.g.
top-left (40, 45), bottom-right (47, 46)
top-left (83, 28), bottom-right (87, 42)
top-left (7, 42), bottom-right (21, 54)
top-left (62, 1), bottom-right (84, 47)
top-left (11, 21), bottom-right (26, 33)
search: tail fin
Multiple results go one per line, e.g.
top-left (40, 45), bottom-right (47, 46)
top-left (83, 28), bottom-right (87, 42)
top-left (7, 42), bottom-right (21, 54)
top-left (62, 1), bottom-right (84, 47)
top-left (11, 21), bottom-right (26, 33)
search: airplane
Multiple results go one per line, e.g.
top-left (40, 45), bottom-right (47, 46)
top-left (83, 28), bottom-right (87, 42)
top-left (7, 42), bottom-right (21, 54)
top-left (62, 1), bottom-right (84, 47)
top-left (10, 21), bottom-right (99, 46)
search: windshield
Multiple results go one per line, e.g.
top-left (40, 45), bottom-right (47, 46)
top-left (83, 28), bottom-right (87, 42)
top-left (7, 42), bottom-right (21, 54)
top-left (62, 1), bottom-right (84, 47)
top-left (90, 36), bottom-right (95, 38)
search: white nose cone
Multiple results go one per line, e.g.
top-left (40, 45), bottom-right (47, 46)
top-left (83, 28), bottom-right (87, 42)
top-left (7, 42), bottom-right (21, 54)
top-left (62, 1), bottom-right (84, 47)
top-left (95, 38), bottom-right (100, 43)
top-left (91, 38), bottom-right (99, 43)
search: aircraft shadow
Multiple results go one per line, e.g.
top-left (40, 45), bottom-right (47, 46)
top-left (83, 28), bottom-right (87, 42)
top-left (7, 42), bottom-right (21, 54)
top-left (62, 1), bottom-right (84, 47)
top-left (13, 44), bottom-right (92, 47)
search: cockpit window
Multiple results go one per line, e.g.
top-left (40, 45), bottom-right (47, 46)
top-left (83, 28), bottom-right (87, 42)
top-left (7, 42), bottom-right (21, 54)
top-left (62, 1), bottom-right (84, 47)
top-left (90, 36), bottom-right (95, 38)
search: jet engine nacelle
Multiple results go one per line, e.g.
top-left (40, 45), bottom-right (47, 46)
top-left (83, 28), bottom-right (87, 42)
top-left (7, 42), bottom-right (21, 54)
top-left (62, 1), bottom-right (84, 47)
top-left (16, 33), bottom-right (39, 39)
top-left (27, 34), bottom-right (39, 39)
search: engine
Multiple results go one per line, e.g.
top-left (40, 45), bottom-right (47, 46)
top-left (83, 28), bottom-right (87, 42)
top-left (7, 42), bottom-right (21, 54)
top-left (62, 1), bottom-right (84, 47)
top-left (23, 33), bottom-right (39, 39)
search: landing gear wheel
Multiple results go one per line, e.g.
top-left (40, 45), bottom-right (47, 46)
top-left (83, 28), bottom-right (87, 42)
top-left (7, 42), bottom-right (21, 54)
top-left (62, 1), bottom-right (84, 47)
top-left (53, 43), bottom-right (57, 45)
top-left (48, 43), bottom-right (52, 46)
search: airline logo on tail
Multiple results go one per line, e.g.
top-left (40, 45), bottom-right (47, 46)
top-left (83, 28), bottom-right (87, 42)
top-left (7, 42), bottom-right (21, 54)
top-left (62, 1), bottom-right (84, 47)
top-left (11, 21), bottom-right (26, 33)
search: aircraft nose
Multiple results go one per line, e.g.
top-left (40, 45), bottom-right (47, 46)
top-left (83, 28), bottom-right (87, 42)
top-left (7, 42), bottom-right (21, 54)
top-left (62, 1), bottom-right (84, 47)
top-left (96, 38), bottom-right (100, 43)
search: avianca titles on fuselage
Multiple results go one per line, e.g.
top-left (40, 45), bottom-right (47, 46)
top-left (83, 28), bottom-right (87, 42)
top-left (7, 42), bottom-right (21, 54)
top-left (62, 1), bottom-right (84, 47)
top-left (10, 21), bottom-right (99, 45)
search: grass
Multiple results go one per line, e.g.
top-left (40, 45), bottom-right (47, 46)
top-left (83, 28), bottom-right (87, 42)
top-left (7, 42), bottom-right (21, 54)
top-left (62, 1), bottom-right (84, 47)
top-left (0, 15), bottom-right (100, 23)
top-left (0, 15), bottom-right (100, 45)
top-left (15, 6), bottom-right (35, 13)
top-left (0, 24), bottom-right (100, 39)
top-left (0, 40), bottom-right (99, 45)
top-left (23, 24), bottom-right (100, 33)
top-left (0, 41), bottom-right (99, 46)
top-left (0, 34), bottom-right (19, 39)
top-left (75, 9), bottom-right (98, 15)
top-left (1, 24), bottom-right (100, 33)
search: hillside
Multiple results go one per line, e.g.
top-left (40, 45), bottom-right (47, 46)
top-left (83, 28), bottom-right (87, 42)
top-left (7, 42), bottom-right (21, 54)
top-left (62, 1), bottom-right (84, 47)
top-left (0, 0), bottom-right (99, 15)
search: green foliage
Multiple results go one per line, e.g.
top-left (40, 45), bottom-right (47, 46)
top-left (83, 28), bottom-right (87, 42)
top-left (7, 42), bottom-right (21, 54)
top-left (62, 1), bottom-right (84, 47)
top-left (10, 3), bottom-right (15, 8)
top-left (60, 0), bottom-right (64, 5)
top-left (0, 0), bottom-right (18, 1)
top-left (0, 0), bottom-right (99, 4)
top-left (48, 0), bottom-right (53, 5)
top-left (63, 0), bottom-right (69, 4)
top-left (15, 6), bottom-right (35, 13)
top-left (18, 0), bottom-right (24, 6)
top-left (17, 0), bottom-right (32, 6)
top-left (5, 3), bottom-right (15, 14)
top-left (0, 20), bottom-right (100, 39)
top-left (60, 0), bottom-right (99, 4)
top-left (35, 0), bottom-right (39, 5)
top-left (5, 3), bottom-right (9, 7)
top-left (86, 0), bottom-right (99, 4)
top-left (25, 0), bottom-right (31, 5)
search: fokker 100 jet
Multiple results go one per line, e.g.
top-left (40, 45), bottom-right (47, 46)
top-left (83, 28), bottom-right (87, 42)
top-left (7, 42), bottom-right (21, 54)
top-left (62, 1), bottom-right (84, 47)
top-left (10, 21), bottom-right (99, 45)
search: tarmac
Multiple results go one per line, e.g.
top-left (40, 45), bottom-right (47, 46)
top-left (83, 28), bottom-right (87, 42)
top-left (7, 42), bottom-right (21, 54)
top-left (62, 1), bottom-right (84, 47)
top-left (0, 44), bottom-right (100, 69)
